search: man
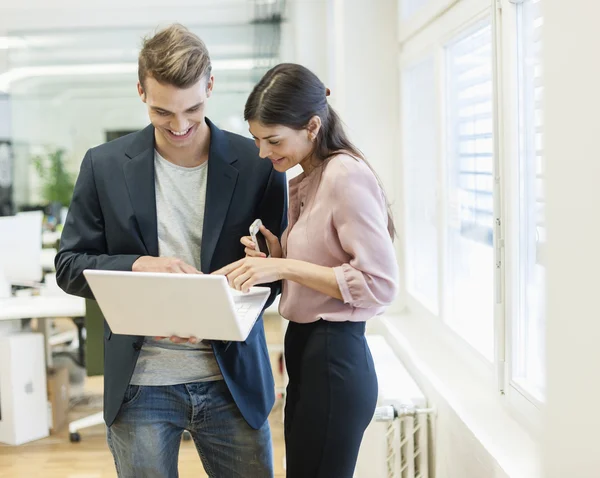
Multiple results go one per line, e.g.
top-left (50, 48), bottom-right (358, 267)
top-left (55, 24), bottom-right (287, 478)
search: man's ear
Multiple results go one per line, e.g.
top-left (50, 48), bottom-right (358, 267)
top-left (137, 81), bottom-right (146, 102)
top-left (205, 75), bottom-right (215, 98)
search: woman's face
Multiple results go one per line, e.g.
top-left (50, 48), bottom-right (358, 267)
top-left (248, 120), bottom-right (317, 173)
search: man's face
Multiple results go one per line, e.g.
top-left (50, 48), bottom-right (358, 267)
top-left (138, 75), bottom-right (213, 149)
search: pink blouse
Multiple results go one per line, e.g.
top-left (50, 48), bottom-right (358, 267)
top-left (279, 154), bottom-right (399, 324)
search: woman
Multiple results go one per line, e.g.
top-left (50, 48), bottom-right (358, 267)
top-left (214, 63), bottom-right (399, 478)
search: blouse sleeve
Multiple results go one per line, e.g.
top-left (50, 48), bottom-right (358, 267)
top-left (331, 161), bottom-right (399, 308)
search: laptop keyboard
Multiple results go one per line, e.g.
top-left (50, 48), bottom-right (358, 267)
top-left (232, 289), bottom-right (269, 329)
top-left (234, 302), bottom-right (253, 321)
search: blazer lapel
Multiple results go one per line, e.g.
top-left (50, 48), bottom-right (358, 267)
top-left (123, 125), bottom-right (159, 257)
top-left (201, 119), bottom-right (239, 273)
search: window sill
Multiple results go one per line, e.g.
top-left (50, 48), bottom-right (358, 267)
top-left (369, 312), bottom-right (541, 478)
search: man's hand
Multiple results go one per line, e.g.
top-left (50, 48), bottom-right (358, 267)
top-left (132, 256), bottom-right (200, 274)
top-left (132, 256), bottom-right (201, 344)
top-left (154, 335), bottom-right (199, 344)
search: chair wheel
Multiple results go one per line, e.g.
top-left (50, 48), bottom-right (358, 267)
top-left (69, 432), bottom-right (81, 443)
top-left (182, 431), bottom-right (192, 441)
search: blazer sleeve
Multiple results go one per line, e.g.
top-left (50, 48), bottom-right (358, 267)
top-left (55, 149), bottom-right (141, 299)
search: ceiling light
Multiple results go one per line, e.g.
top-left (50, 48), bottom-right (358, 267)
top-left (0, 37), bottom-right (27, 50)
top-left (0, 58), bottom-right (277, 92)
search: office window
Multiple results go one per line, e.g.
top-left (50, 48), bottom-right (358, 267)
top-left (402, 57), bottom-right (439, 314)
top-left (512, 0), bottom-right (545, 402)
top-left (444, 20), bottom-right (495, 360)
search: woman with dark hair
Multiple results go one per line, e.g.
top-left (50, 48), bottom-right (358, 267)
top-left (214, 63), bottom-right (399, 478)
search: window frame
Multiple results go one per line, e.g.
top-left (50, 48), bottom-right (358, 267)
top-left (443, 17), bottom-right (496, 361)
top-left (397, 0), bottom-right (544, 438)
top-left (497, 0), bottom-right (545, 434)
top-left (401, 54), bottom-right (441, 316)
top-left (398, 0), bottom-right (469, 45)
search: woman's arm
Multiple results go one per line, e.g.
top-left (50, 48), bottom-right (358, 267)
top-left (214, 160), bottom-right (399, 305)
top-left (212, 256), bottom-right (343, 300)
top-left (328, 160), bottom-right (399, 308)
top-left (282, 259), bottom-right (343, 301)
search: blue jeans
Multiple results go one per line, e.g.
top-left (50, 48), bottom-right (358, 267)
top-left (106, 380), bottom-right (274, 478)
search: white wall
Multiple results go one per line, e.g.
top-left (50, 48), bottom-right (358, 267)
top-left (287, 0), bottom-right (400, 197)
top-left (325, 0), bottom-right (399, 206)
top-left (0, 95), bottom-right (10, 140)
top-left (284, 0), bottom-right (329, 79)
top-left (0, 50), bottom-right (10, 140)
top-left (543, 0), bottom-right (600, 476)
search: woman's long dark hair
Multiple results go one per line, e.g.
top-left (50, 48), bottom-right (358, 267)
top-left (244, 63), bottom-right (395, 238)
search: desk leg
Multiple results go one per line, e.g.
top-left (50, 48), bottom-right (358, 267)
top-left (39, 319), bottom-right (53, 368)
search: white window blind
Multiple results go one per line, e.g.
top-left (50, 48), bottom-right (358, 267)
top-left (444, 20), bottom-right (495, 360)
top-left (402, 57), bottom-right (439, 314)
top-left (447, 22), bottom-right (494, 247)
top-left (513, 0), bottom-right (545, 402)
top-left (528, 0), bottom-right (544, 256)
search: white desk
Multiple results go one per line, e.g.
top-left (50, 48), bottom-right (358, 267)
top-left (0, 295), bottom-right (86, 366)
top-left (0, 294), bottom-right (90, 443)
top-left (40, 248), bottom-right (57, 272)
top-left (42, 231), bottom-right (62, 246)
top-left (0, 296), bottom-right (86, 321)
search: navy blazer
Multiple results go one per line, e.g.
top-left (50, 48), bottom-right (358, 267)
top-left (55, 119), bottom-right (288, 429)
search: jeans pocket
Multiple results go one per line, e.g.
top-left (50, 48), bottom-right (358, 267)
top-left (122, 384), bottom-right (142, 406)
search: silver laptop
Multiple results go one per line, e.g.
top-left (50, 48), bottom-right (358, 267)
top-left (83, 270), bottom-right (271, 342)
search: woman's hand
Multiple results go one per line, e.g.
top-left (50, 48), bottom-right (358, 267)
top-left (241, 225), bottom-right (283, 258)
top-left (212, 257), bottom-right (287, 292)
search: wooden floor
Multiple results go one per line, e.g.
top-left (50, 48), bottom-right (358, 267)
top-left (0, 377), bottom-right (286, 478)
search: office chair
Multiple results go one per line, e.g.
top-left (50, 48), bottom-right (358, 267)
top-left (67, 301), bottom-right (192, 443)
top-left (68, 299), bottom-right (104, 442)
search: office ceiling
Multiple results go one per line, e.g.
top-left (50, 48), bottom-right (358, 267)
top-left (2, 0), bottom-right (286, 98)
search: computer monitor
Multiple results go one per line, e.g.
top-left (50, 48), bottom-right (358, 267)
top-left (0, 211), bottom-right (43, 284)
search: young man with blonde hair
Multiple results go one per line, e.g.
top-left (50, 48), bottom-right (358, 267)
top-left (56, 24), bottom-right (286, 477)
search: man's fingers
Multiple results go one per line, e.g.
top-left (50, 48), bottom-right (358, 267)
top-left (169, 335), bottom-right (192, 344)
top-left (181, 263), bottom-right (200, 274)
top-left (170, 263), bottom-right (186, 274)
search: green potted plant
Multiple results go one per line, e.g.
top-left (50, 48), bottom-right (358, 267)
top-left (32, 147), bottom-right (75, 208)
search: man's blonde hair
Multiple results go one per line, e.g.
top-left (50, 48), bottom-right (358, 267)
top-left (138, 24), bottom-right (212, 89)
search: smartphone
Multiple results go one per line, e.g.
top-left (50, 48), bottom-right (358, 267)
top-left (249, 219), bottom-right (270, 256)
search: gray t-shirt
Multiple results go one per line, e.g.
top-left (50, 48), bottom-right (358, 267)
top-left (129, 150), bottom-right (223, 386)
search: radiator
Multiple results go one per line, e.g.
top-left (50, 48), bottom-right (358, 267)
top-left (355, 335), bottom-right (434, 478)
